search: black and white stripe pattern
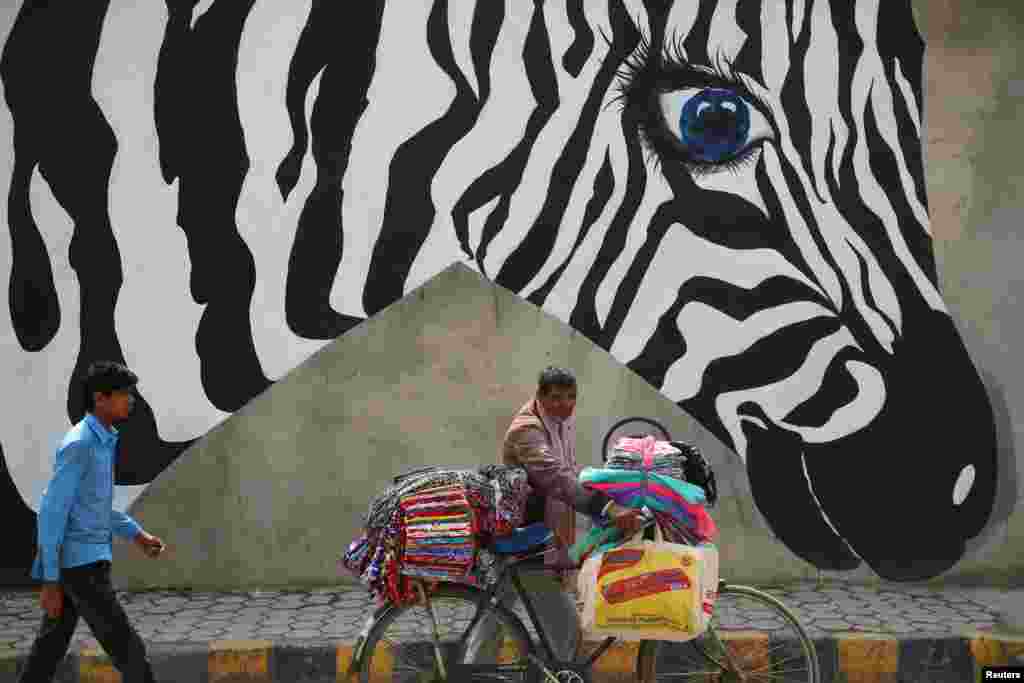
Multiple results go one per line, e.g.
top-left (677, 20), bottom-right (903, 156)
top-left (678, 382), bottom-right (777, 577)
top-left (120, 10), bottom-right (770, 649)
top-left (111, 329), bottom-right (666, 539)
top-left (0, 0), bottom-right (997, 581)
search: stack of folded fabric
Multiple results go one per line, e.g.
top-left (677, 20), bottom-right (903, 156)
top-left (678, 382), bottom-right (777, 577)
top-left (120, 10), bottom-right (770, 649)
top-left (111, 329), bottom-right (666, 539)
top-left (341, 465), bottom-right (531, 604)
top-left (605, 435), bottom-right (687, 479)
top-left (580, 468), bottom-right (715, 538)
top-left (570, 436), bottom-right (718, 564)
top-left (399, 484), bottom-right (478, 583)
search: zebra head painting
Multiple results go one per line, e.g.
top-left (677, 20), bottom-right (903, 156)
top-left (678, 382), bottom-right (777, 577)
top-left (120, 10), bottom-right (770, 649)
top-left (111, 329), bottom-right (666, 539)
top-left (0, 0), bottom-right (998, 581)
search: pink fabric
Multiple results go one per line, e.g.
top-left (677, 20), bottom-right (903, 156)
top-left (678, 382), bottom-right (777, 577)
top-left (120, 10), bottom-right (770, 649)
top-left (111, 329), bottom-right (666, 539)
top-left (614, 435), bottom-right (677, 459)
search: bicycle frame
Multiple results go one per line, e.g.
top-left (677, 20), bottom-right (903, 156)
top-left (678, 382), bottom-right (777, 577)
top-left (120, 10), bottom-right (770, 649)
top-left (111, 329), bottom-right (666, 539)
top-left (347, 517), bottom-right (731, 682)
top-left (453, 553), bottom-right (620, 671)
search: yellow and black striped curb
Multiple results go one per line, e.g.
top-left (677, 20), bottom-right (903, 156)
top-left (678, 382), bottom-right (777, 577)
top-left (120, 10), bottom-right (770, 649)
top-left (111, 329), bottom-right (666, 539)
top-left (1, 632), bottom-right (1022, 681)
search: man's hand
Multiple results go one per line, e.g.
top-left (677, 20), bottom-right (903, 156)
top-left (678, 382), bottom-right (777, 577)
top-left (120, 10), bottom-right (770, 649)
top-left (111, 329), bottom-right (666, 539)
top-left (607, 502), bottom-right (645, 536)
top-left (40, 583), bottom-right (63, 619)
top-left (134, 531), bottom-right (166, 558)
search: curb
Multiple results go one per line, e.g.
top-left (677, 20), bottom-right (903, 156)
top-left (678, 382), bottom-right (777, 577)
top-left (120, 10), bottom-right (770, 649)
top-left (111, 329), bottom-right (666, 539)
top-left (1, 633), bottom-right (1022, 682)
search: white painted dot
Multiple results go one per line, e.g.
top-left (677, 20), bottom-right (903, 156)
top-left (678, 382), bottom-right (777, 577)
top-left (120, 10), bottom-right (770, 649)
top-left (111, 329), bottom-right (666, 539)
top-left (953, 465), bottom-right (976, 506)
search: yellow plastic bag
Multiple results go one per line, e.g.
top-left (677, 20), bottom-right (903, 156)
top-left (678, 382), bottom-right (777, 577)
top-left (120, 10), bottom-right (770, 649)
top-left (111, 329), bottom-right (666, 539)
top-left (577, 525), bottom-right (719, 642)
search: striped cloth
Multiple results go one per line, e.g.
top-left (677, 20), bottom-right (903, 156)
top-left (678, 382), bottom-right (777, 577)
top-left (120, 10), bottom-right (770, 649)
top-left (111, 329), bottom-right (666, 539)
top-left (341, 465), bottom-right (530, 604)
top-left (399, 485), bottom-right (477, 583)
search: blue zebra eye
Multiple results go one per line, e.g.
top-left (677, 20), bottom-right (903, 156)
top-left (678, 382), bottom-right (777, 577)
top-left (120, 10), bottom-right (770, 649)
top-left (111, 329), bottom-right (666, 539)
top-left (680, 89), bottom-right (751, 163)
top-left (658, 87), bottom-right (772, 170)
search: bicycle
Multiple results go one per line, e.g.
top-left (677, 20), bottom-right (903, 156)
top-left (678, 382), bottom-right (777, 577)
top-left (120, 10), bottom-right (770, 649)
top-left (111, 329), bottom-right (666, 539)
top-left (350, 418), bottom-right (818, 682)
top-left (348, 520), bottom-right (820, 682)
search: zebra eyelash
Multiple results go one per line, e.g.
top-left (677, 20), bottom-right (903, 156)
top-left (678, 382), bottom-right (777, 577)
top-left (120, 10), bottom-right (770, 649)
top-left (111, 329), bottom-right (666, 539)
top-left (613, 31), bottom-right (773, 177)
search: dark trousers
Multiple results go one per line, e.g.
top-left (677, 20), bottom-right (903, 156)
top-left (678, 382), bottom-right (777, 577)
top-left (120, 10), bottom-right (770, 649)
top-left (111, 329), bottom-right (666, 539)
top-left (19, 561), bottom-right (155, 683)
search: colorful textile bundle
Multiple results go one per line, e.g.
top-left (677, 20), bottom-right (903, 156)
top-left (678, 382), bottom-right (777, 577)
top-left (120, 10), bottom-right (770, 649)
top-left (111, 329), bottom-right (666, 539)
top-left (605, 436), bottom-right (687, 479)
top-left (341, 465), bottom-right (530, 604)
top-left (580, 467), bottom-right (716, 539)
top-left (476, 464), bottom-right (532, 536)
top-left (362, 466), bottom-right (530, 534)
top-left (570, 436), bottom-right (718, 564)
top-left (399, 484), bottom-right (477, 582)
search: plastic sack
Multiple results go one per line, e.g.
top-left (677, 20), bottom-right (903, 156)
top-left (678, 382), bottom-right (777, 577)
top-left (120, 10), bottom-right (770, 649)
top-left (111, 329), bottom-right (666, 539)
top-left (577, 525), bottom-right (719, 642)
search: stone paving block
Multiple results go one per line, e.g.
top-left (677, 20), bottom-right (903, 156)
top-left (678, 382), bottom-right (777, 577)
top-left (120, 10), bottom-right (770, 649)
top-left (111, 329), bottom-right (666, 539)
top-left (300, 605), bottom-right (336, 614)
top-left (190, 630), bottom-right (229, 642)
top-left (209, 604), bottom-right (242, 614)
top-left (209, 640), bottom-right (272, 683)
top-left (260, 614), bottom-right (294, 626)
top-left (292, 624), bottom-right (330, 636)
top-left (589, 639), bottom-right (637, 683)
top-left (79, 646), bottom-right (121, 683)
top-left (272, 643), bottom-right (335, 683)
top-left (149, 642), bottom-right (209, 683)
top-left (898, 637), bottom-right (972, 683)
top-left (147, 605), bottom-right (184, 615)
top-left (291, 630), bottom-right (326, 640)
top-left (175, 608), bottom-right (213, 619)
top-left (816, 619), bottom-right (855, 630)
top-left (222, 630), bottom-right (261, 641)
top-left (255, 625), bottom-right (292, 636)
top-left (155, 625), bottom-right (196, 637)
top-left (233, 613), bottom-right (272, 625)
top-left (305, 595), bottom-right (334, 605)
top-left (837, 633), bottom-right (898, 683)
top-left (970, 633), bottom-right (1024, 675)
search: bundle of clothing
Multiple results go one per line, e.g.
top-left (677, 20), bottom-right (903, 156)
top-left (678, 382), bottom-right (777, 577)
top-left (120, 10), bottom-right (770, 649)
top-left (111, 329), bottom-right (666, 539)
top-left (400, 484), bottom-right (476, 582)
top-left (604, 437), bottom-right (688, 479)
top-left (570, 436), bottom-right (718, 564)
top-left (341, 465), bottom-right (531, 604)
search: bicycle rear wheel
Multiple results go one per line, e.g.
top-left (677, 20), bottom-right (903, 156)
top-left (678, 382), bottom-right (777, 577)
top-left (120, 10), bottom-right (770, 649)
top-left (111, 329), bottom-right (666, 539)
top-left (357, 584), bottom-right (535, 683)
top-left (637, 583), bottom-right (819, 682)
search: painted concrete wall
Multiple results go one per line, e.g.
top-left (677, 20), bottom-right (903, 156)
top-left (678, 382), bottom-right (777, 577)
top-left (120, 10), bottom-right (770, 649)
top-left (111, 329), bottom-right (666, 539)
top-left (910, 0), bottom-right (1024, 583)
top-left (113, 264), bottom-right (814, 590)
top-left (0, 0), bottom-right (1020, 588)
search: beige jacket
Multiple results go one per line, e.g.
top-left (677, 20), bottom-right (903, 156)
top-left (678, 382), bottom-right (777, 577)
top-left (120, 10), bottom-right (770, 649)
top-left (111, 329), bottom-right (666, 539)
top-left (501, 399), bottom-right (609, 566)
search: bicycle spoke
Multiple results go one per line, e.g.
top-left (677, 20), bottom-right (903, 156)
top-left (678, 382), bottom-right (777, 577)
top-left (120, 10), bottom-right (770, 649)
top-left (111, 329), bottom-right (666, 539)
top-left (652, 671), bottom-right (728, 678)
top-left (747, 654), bottom-right (810, 672)
top-left (643, 585), bottom-right (818, 683)
top-left (359, 585), bottom-right (535, 683)
top-left (744, 670), bottom-right (813, 682)
top-left (763, 640), bottom-right (805, 656)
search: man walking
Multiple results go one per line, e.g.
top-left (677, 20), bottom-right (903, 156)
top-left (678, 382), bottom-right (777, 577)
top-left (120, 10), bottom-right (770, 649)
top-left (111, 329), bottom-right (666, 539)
top-left (19, 361), bottom-right (166, 683)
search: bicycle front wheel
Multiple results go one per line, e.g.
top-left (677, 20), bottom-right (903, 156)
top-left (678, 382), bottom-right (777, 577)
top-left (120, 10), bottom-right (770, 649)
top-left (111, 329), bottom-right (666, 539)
top-left (637, 583), bottom-right (819, 683)
top-left (357, 583), bottom-right (535, 683)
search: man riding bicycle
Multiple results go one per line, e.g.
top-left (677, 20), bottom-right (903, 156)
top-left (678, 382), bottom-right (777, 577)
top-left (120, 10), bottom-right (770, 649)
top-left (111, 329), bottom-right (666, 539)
top-left (467, 366), bottom-right (644, 662)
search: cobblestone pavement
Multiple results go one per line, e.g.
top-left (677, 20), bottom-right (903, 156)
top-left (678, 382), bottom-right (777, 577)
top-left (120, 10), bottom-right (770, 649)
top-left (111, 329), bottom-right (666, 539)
top-left (0, 580), bottom-right (1014, 653)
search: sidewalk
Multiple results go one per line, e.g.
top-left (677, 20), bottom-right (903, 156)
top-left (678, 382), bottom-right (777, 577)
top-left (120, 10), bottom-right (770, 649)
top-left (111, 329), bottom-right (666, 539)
top-left (1, 580), bottom-right (1022, 682)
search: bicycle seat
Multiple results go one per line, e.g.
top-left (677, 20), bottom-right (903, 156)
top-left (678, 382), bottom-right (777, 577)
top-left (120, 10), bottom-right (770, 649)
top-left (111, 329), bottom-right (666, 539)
top-left (490, 523), bottom-right (553, 555)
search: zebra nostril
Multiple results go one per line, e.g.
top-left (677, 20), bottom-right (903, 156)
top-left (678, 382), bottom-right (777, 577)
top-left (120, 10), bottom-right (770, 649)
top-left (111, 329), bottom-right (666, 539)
top-left (953, 465), bottom-right (976, 506)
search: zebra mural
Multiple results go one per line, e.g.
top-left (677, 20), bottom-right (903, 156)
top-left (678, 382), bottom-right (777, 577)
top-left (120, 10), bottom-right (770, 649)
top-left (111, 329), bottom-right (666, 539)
top-left (0, 0), bottom-right (998, 582)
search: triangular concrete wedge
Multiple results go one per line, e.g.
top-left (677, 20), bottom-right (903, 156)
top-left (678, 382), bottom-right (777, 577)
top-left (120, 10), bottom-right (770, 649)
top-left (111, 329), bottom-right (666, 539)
top-left (112, 262), bottom-right (812, 591)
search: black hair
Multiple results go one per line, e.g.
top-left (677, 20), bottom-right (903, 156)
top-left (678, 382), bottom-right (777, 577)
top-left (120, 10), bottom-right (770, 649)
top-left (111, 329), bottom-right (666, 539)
top-left (83, 361), bottom-right (138, 412)
top-left (537, 366), bottom-right (577, 396)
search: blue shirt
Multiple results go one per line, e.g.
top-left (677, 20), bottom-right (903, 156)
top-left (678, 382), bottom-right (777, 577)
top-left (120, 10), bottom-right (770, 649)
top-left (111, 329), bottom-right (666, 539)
top-left (31, 414), bottom-right (142, 582)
